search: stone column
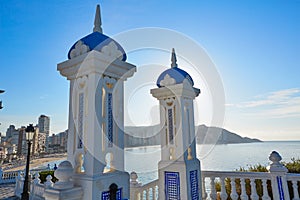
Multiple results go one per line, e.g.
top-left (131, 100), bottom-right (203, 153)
top-left (267, 151), bottom-right (290, 200)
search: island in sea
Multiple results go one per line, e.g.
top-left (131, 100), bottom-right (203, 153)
top-left (124, 124), bottom-right (262, 147)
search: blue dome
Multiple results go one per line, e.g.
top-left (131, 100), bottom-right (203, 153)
top-left (68, 31), bottom-right (127, 61)
top-left (156, 67), bottom-right (194, 87)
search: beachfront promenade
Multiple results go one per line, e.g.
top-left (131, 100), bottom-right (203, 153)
top-left (1, 151), bottom-right (299, 199)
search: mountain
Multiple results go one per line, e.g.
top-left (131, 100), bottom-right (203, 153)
top-left (195, 125), bottom-right (262, 144)
top-left (124, 124), bottom-right (262, 147)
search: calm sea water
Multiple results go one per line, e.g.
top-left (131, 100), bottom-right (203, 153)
top-left (40, 141), bottom-right (300, 184)
top-left (125, 141), bottom-right (300, 184)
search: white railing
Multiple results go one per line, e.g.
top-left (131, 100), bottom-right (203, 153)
top-left (0, 168), bottom-right (20, 184)
top-left (14, 171), bottom-right (53, 200)
top-left (201, 171), bottom-right (272, 200)
top-left (287, 173), bottom-right (300, 200)
top-left (130, 172), bottom-right (159, 200)
top-left (130, 151), bottom-right (300, 200)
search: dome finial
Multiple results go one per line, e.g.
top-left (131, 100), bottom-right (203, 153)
top-left (93, 4), bottom-right (103, 33)
top-left (171, 48), bottom-right (177, 68)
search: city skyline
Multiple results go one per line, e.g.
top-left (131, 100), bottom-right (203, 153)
top-left (0, 1), bottom-right (299, 140)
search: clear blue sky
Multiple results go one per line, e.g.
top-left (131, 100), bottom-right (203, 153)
top-left (0, 0), bottom-right (299, 140)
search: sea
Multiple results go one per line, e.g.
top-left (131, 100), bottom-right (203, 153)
top-left (124, 141), bottom-right (300, 184)
top-left (43, 141), bottom-right (300, 185)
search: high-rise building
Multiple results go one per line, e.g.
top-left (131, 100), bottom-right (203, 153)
top-left (38, 114), bottom-right (50, 150)
top-left (17, 126), bottom-right (26, 156)
top-left (6, 125), bottom-right (19, 145)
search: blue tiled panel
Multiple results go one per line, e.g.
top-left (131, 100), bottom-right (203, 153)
top-left (107, 93), bottom-right (113, 147)
top-left (190, 170), bottom-right (199, 200)
top-left (101, 188), bottom-right (122, 200)
top-left (168, 109), bottom-right (174, 144)
top-left (277, 176), bottom-right (285, 200)
top-left (78, 93), bottom-right (84, 149)
top-left (165, 171), bottom-right (180, 200)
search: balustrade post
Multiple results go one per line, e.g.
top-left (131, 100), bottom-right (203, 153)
top-left (261, 178), bottom-right (271, 200)
top-left (291, 180), bottom-right (300, 200)
top-left (44, 175), bottom-right (53, 189)
top-left (220, 177), bottom-right (228, 200)
top-left (210, 177), bottom-right (217, 199)
top-left (130, 171), bottom-right (142, 200)
top-left (30, 172), bottom-right (41, 199)
top-left (230, 178), bottom-right (238, 200)
top-left (250, 178), bottom-right (259, 200)
top-left (240, 178), bottom-right (248, 200)
top-left (267, 151), bottom-right (290, 200)
top-left (15, 171), bottom-right (25, 198)
top-left (201, 177), bottom-right (208, 200)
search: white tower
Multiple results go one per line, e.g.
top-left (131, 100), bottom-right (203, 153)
top-left (151, 49), bottom-right (202, 200)
top-left (57, 5), bottom-right (136, 199)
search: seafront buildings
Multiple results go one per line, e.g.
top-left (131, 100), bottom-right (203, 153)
top-left (38, 114), bottom-right (50, 151)
top-left (0, 114), bottom-right (68, 162)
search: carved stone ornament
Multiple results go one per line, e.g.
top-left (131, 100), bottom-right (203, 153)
top-left (77, 75), bottom-right (88, 90)
top-left (160, 74), bottom-right (176, 87)
top-left (70, 40), bottom-right (90, 59)
top-left (101, 41), bottom-right (123, 60)
top-left (165, 97), bottom-right (175, 108)
top-left (103, 76), bottom-right (116, 92)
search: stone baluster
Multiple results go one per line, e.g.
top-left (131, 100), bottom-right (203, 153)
top-left (44, 175), bottom-right (53, 189)
top-left (146, 188), bottom-right (150, 200)
top-left (153, 186), bottom-right (157, 200)
top-left (130, 171), bottom-right (142, 200)
top-left (292, 180), bottom-right (300, 200)
top-left (268, 151), bottom-right (290, 200)
top-left (34, 172), bottom-right (41, 184)
top-left (250, 178), bottom-right (259, 200)
top-left (209, 177), bottom-right (217, 199)
top-left (219, 177), bottom-right (228, 200)
top-left (30, 172), bottom-right (41, 195)
top-left (230, 178), bottom-right (239, 200)
top-left (44, 160), bottom-right (83, 200)
top-left (261, 179), bottom-right (271, 200)
top-left (14, 171), bottom-right (24, 197)
top-left (240, 178), bottom-right (248, 200)
top-left (202, 177), bottom-right (208, 200)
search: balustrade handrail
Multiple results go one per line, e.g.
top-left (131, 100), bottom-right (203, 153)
top-left (202, 170), bottom-right (272, 179)
top-left (138, 179), bottom-right (158, 190)
top-left (286, 173), bottom-right (300, 180)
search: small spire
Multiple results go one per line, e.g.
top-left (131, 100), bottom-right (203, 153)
top-left (93, 4), bottom-right (103, 33)
top-left (171, 48), bottom-right (178, 68)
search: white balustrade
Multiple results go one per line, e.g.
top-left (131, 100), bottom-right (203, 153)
top-left (14, 171), bottom-right (24, 197)
top-left (30, 172), bottom-right (45, 200)
top-left (130, 171), bottom-right (159, 200)
top-left (287, 174), bottom-right (300, 200)
top-left (0, 168), bottom-right (19, 184)
top-left (202, 171), bottom-right (272, 200)
top-left (128, 151), bottom-right (300, 200)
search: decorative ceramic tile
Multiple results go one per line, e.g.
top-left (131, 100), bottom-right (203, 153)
top-left (101, 188), bottom-right (122, 200)
top-left (78, 93), bottom-right (84, 149)
top-left (107, 93), bottom-right (113, 147)
top-left (190, 170), bottom-right (199, 200)
top-left (165, 171), bottom-right (180, 200)
top-left (277, 176), bottom-right (285, 200)
top-left (168, 109), bottom-right (174, 144)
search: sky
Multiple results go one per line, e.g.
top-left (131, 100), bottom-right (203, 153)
top-left (0, 0), bottom-right (299, 141)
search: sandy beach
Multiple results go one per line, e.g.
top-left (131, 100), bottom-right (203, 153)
top-left (3, 153), bottom-right (67, 172)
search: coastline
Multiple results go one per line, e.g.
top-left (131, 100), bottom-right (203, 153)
top-left (3, 153), bottom-right (67, 172)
